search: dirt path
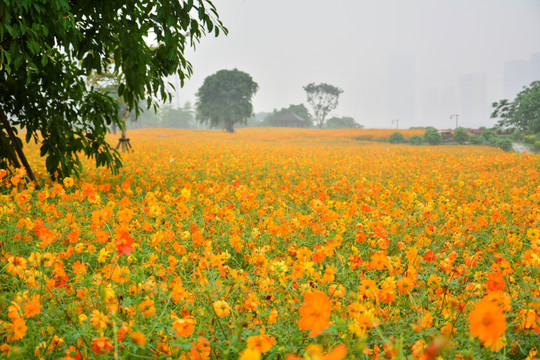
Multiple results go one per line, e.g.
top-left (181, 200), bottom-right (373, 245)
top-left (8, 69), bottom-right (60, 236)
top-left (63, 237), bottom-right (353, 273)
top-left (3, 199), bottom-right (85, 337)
top-left (512, 142), bottom-right (532, 153)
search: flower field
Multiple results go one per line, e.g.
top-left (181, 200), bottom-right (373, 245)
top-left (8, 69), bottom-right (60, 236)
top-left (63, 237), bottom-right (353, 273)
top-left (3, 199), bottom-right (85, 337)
top-left (1, 128), bottom-right (539, 359)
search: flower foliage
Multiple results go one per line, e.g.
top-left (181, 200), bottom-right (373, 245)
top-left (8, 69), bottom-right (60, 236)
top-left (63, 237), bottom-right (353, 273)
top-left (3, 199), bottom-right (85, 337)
top-left (0, 128), bottom-right (538, 358)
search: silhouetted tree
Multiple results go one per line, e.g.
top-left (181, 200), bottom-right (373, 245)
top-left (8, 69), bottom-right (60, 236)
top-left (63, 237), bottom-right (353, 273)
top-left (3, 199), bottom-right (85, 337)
top-left (304, 83), bottom-right (343, 129)
top-left (195, 69), bottom-right (258, 133)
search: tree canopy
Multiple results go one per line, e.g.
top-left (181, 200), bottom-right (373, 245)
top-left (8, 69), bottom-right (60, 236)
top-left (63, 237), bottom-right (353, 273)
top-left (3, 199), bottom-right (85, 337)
top-left (491, 81), bottom-right (540, 134)
top-left (303, 83), bottom-right (343, 129)
top-left (263, 104), bottom-right (312, 127)
top-left (325, 116), bottom-right (362, 129)
top-left (0, 0), bottom-right (226, 180)
top-left (195, 69), bottom-right (258, 133)
top-left (453, 127), bottom-right (470, 144)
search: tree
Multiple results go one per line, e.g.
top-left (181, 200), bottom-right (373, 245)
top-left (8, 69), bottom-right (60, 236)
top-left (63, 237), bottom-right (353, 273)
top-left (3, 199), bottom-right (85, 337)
top-left (388, 132), bottom-right (406, 144)
top-left (325, 116), bottom-right (363, 129)
top-left (160, 104), bottom-right (194, 128)
top-left (491, 81), bottom-right (540, 134)
top-left (408, 135), bottom-right (424, 145)
top-left (303, 83), bottom-right (343, 129)
top-left (263, 104), bottom-right (312, 127)
top-left (453, 127), bottom-right (470, 144)
top-left (287, 104), bottom-right (313, 127)
top-left (195, 69), bottom-right (258, 133)
top-left (424, 129), bottom-right (442, 145)
top-left (0, 1), bottom-right (226, 180)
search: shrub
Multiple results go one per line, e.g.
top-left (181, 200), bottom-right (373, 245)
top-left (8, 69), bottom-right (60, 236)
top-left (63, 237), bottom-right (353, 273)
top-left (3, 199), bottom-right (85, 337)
top-left (482, 130), bottom-right (497, 142)
top-left (523, 135), bottom-right (536, 144)
top-left (408, 135), bottom-right (424, 145)
top-left (496, 138), bottom-right (513, 152)
top-left (453, 127), bottom-right (470, 144)
top-left (535, 140), bottom-right (540, 150)
top-left (389, 132), bottom-right (406, 144)
top-left (424, 129), bottom-right (442, 145)
top-left (469, 135), bottom-right (485, 145)
top-left (486, 135), bottom-right (501, 147)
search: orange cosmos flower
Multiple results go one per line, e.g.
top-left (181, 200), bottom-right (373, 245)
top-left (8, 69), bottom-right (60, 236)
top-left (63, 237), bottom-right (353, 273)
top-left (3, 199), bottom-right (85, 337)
top-left (468, 296), bottom-right (507, 346)
top-left (7, 318), bottom-right (27, 341)
top-left (246, 334), bottom-right (276, 353)
top-left (173, 317), bottom-right (196, 337)
top-left (138, 298), bottom-right (156, 317)
top-left (324, 344), bottom-right (348, 360)
top-left (24, 294), bottom-right (42, 318)
top-left (189, 336), bottom-right (211, 359)
top-left (91, 336), bottom-right (113, 354)
top-left (130, 330), bottom-right (147, 347)
top-left (298, 291), bottom-right (331, 337)
top-left (328, 284), bottom-right (346, 298)
top-left (115, 230), bottom-right (134, 256)
top-left (212, 300), bottom-right (231, 317)
top-left (90, 309), bottom-right (109, 330)
top-left (304, 343), bottom-right (347, 360)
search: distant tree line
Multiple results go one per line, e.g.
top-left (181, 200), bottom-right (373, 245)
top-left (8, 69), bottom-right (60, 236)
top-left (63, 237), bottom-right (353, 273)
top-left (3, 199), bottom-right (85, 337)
top-left (193, 72), bottom-right (360, 132)
top-left (388, 127), bottom-right (514, 152)
top-left (128, 102), bottom-right (197, 129)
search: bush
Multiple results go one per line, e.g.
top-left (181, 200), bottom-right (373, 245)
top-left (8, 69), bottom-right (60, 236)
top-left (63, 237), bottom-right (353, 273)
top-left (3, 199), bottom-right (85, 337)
top-left (424, 129), bottom-right (442, 145)
top-left (453, 127), bottom-right (470, 144)
top-left (486, 135), bottom-right (501, 147)
top-left (535, 140), bottom-right (540, 150)
top-left (469, 135), bottom-right (485, 145)
top-left (482, 130), bottom-right (498, 142)
top-left (496, 138), bottom-right (513, 152)
top-left (408, 135), bottom-right (424, 145)
top-left (524, 135), bottom-right (536, 144)
top-left (389, 132), bottom-right (406, 144)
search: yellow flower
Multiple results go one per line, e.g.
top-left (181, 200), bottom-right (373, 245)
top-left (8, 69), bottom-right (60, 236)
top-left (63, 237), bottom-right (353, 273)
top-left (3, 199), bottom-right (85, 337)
top-left (212, 300), bottom-right (231, 317)
top-left (63, 177), bottom-right (74, 188)
top-left (239, 348), bottom-right (261, 360)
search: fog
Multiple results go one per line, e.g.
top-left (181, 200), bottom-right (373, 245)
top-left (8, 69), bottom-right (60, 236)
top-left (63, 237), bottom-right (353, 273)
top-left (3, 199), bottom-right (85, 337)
top-left (171, 0), bottom-right (540, 129)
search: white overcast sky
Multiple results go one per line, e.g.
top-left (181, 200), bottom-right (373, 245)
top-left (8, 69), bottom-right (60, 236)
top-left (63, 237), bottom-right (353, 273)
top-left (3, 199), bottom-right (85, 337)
top-left (172, 0), bottom-right (540, 129)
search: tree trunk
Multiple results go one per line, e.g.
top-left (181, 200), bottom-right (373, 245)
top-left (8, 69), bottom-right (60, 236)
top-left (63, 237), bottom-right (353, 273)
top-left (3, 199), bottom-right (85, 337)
top-left (225, 121), bottom-right (235, 133)
top-left (116, 106), bottom-right (132, 152)
top-left (0, 106), bottom-right (37, 183)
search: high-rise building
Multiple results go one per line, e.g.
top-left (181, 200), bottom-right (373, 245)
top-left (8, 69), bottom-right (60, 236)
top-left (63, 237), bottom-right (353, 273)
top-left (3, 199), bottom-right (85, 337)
top-left (458, 73), bottom-right (487, 127)
top-left (422, 88), bottom-right (439, 126)
top-left (439, 86), bottom-right (458, 127)
top-left (388, 53), bottom-right (415, 127)
top-left (503, 59), bottom-right (531, 99)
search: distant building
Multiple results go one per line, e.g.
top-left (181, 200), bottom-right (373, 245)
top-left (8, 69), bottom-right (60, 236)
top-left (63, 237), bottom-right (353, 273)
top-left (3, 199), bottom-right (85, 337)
top-left (466, 129), bottom-right (484, 135)
top-left (422, 88), bottom-right (439, 125)
top-left (271, 111), bottom-right (308, 128)
top-left (440, 86), bottom-right (458, 126)
top-left (438, 129), bottom-right (453, 141)
top-left (388, 53), bottom-right (416, 125)
top-left (458, 73), bottom-right (487, 125)
top-left (504, 59), bottom-right (531, 99)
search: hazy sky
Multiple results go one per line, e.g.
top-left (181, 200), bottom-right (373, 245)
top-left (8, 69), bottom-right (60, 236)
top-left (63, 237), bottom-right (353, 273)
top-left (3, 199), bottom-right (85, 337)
top-left (173, 0), bottom-right (540, 129)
